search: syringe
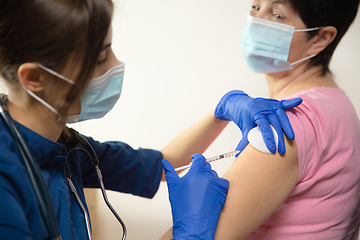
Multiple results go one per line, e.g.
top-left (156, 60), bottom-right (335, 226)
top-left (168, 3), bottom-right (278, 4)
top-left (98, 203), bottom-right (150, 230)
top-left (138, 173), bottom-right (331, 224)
top-left (174, 150), bottom-right (240, 172)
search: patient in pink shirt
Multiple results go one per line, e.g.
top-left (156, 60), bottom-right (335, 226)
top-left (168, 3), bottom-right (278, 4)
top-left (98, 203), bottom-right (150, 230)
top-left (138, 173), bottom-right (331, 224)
top-left (212, 0), bottom-right (360, 239)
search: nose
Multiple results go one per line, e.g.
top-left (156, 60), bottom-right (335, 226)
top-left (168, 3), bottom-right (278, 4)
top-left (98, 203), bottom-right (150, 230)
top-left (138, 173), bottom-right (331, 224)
top-left (109, 50), bottom-right (120, 68)
top-left (255, 12), bottom-right (269, 20)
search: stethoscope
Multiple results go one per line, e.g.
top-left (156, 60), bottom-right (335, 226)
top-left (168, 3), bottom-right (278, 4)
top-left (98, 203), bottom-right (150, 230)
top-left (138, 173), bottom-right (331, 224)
top-left (0, 94), bottom-right (126, 240)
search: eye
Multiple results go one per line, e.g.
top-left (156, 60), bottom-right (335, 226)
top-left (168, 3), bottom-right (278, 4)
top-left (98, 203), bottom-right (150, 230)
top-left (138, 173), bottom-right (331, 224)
top-left (97, 50), bottom-right (107, 65)
top-left (250, 5), bottom-right (260, 15)
top-left (273, 13), bottom-right (284, 20)
top-left (251, 5), bottom-right (260, 11)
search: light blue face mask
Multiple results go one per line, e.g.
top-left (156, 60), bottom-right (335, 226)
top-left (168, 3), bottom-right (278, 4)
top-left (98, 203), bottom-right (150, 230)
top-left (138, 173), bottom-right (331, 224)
top-left (24, 61), bottom-right (125, 123)
top-left (240, 15), bottom-right (321, 73)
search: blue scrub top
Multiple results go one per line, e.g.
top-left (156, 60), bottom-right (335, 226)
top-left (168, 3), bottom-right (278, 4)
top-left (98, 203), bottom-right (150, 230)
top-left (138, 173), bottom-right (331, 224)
top-left (0, 118), bottom-right (163, 240)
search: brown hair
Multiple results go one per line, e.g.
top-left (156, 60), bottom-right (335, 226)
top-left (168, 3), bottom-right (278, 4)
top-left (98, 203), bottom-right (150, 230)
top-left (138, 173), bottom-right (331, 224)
top-left (0, 0), bottom-right (113, 116)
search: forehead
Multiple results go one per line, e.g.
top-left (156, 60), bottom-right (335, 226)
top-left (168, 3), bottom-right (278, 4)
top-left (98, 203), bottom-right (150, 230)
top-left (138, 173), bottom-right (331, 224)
top-left (254, 0), bottom-right (289, 5)
top-left (266, 0), bottom-right (287, 3)
top-left (103, 25), bottom-right (113, 43)
top-left (254, 0), bottom-right (295, 13)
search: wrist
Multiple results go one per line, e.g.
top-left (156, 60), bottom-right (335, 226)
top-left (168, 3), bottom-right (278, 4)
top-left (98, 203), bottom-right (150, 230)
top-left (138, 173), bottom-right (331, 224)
top-left (215, 90), bottom-right (250, 121)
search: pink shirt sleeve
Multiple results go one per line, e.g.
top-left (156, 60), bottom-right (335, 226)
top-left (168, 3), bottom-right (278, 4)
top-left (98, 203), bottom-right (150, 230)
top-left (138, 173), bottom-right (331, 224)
top-left (244, 87), bottom-right (360, 239)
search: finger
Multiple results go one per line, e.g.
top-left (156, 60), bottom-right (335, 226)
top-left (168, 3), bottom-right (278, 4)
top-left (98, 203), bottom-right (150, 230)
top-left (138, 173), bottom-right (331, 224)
top-left (236, 131), bottom-right (250, 154)
top-left (190, 153), bottom-right (207, 168)
top-left (275, 108), bottom-right (295, 140)
top-left (209, 169), bottom-right (229, 192)
top-left (280, 98), bottom-right (303, 109)
top-left (254, 114), bottom-right (276, 153)
top-left (217, 177), bottom-right (230, 194)
top-left (210, 169), bottom-right (219, 177)
top-left (204, 161), bottom-right (212, 170)
top-left (267, 114), bottom-right (285, 155)
top-left (162, 159), bottom-right (180, 182)
top-left (209, 171), bottom-right (230, 198)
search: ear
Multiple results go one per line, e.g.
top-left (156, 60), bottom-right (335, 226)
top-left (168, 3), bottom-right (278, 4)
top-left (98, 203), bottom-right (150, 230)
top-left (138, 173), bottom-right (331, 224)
top-left (18, 63), bottom-right (44, 92)
top-left (307, 26), bottom-right (337, 55)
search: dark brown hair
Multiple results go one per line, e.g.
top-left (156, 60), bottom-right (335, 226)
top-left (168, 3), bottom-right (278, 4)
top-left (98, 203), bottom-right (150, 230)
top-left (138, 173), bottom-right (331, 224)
top-left (285, 0), bottom-right (360, 75)
top-left (0, 0), bottom-right (113, 116)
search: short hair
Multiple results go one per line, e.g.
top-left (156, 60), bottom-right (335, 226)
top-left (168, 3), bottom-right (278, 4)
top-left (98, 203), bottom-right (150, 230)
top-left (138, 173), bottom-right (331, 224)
top-left (286, 0), bottom-right (360, 75)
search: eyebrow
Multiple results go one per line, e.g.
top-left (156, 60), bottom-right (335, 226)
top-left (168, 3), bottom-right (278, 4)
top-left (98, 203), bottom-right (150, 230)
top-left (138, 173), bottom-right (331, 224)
top-left (271, 0), bottom-right (286, 3)
top-left (101, 43), bottom-right (112, 51)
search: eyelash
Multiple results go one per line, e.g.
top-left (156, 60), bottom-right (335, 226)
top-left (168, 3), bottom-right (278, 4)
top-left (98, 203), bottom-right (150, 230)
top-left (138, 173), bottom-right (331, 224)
top-left (97, 51), bottom-right (107, 65)
top-left (273, 13), bottom-right (283, 19)
top-left (97, 59), bottom-right (106, 65)
top-left (250, 5), bottom-right (285, 20)
top-left (251, 5), bottom-right (260, 11)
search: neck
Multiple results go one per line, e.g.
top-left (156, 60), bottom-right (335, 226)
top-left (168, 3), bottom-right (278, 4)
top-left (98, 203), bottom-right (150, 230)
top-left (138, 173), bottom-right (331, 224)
top-left (265, 64), bottom-right (339, 99)
top-left (7, 89), bottom-right (64, 142)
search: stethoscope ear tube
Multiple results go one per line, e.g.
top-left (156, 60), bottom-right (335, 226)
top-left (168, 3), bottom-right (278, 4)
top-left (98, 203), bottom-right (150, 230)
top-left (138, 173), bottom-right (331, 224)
top-left (0, 96), bottom-right (62, 240)
top-left (75, 131), bottom-right (127, 240)
top-left (66, 127), bottom-right (127, 239)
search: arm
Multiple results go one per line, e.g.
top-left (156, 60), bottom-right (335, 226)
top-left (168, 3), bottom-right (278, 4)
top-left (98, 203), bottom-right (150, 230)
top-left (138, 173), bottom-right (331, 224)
top-left (161, 91), bottom-right (301, 177)
top-left (79, 136), bottom-right (163, 198)
top-left (0, 186), bottom-right (34, 240)
top-left (161, 112), bottom-right (229, 170)
top-left (160, 136), bottom-right (298, 240)
top-left (215, 135), bottom-right (298, 239)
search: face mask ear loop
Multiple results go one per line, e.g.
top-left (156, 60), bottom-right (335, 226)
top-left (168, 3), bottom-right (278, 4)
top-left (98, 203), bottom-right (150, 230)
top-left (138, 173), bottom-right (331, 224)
top-left (30, 64), bottom-right (75, 119)
top-left (294, 27), bottom-right (322, 32)
top-left (290, 27), bottom-right (322, 66)
top-left (22, 85), bottom-right (59, 116)
top-left (291, 53), bottom-right (318, 66)
top-left (37, 64), bottom-right (75, 85)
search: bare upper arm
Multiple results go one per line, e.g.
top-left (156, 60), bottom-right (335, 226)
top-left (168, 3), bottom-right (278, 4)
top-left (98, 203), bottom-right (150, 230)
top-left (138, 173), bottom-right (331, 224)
top-left (215, 136), bottom-right (298, 239)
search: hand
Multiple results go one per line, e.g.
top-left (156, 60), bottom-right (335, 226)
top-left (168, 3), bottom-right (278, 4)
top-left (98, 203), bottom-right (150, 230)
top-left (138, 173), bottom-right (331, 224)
top-left (214, 90), bottom-right (302, 155)
top-left (163, 154), bottom-right (229, 240)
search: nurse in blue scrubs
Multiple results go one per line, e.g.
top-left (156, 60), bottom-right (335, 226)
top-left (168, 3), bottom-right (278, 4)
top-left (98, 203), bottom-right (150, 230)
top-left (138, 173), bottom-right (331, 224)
top-left (0, 0), bottom-right (300, 239)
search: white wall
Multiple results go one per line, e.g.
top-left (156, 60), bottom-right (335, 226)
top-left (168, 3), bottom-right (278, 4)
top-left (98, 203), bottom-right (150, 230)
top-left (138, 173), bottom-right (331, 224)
top-left (1, 1), bottom-right (359, 239)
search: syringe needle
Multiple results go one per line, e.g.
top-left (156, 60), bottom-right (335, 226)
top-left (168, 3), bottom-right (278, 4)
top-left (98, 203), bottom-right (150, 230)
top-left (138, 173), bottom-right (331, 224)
top-left (174, 150), bottom-right (240, 172)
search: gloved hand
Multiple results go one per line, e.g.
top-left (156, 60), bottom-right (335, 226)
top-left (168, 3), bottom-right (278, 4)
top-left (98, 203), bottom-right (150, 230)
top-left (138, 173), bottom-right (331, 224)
top-left (214, 90), bottom-right (302, 155)
top-left (163, 154), bottom-right (229, 240)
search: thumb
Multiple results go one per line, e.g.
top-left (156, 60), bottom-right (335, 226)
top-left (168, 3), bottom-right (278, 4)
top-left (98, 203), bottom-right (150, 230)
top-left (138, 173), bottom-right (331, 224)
top-left (280, 98), bottom-right (302, 110)
top-left (190, 153), bottom-right (207, 168)
top-left (235, 130), bottom-right (250, 155)
top-left (162, 159), bottom-right (180, 183)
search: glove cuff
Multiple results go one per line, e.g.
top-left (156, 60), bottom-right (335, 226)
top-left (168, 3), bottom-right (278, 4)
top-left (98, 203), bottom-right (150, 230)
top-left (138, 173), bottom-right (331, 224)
top-left (172, 220), bottom-right (215, 240)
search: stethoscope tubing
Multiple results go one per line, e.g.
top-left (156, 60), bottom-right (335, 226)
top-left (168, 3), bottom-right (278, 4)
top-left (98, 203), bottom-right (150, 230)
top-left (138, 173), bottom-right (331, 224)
top-left (77, 135), bottom-right (127, 240)
top-left (0, 96), bottom-right (62, 240)
top-left (0, 95), bottom-right (126, 240)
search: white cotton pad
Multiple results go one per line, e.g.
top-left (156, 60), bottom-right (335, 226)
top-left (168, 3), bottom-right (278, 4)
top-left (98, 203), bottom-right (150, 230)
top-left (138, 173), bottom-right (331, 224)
top-left (247, 125), bottom-right (278, 154)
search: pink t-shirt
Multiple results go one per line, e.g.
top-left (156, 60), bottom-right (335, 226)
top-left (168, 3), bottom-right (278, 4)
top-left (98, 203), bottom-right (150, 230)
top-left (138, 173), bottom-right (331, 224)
top-left (245, 87), bottom-right (360, 239)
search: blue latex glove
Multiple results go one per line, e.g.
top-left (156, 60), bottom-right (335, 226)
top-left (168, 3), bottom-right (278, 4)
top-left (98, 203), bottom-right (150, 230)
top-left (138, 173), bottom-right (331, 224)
top-left (214, 90), bottom-right (302, 155)
top-left (163, 153), bottom-right (229, 240)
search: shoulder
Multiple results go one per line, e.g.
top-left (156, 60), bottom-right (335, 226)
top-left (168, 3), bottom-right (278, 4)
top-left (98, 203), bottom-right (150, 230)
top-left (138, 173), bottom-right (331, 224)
top-left (285, 87), bottom-right (359, 145)
top-left (284, 87), bottom-right (355, 122)
top-left (283, 87), bottom-right (360, 180)
top-left (78, 134), bottom-right (163, 177)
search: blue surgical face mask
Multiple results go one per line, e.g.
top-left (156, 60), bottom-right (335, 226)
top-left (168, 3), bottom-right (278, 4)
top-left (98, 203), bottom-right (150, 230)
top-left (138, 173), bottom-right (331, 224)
top-left (240, 15), bottom-right (321, 73)
top-left (24, 61), bottom-right (125, 123)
